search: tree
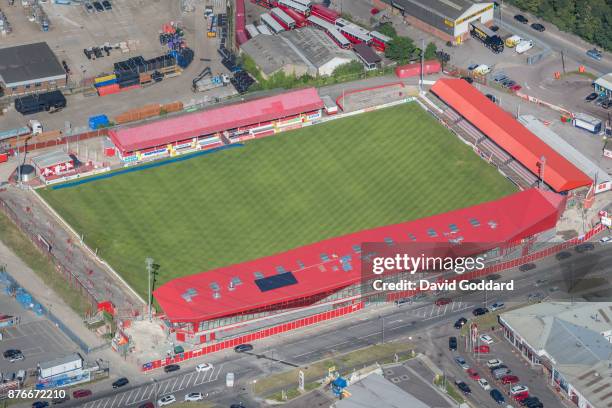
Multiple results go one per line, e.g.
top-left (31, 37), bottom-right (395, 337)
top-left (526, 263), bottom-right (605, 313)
top-left (424, 42), bottom-right (438, 60)
top-left (376, 22), bottom-right (397, 39)
top-left (385, 36), bottom-right (417, 64)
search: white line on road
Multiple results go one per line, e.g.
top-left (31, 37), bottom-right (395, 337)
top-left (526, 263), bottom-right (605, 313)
top-left (389, 319), bottom-right (403, 324)
top-left (170, 377), bottom-right (180, 392)
top-left (116, 392), bottom-right (128, 407)
top-left (177, 373), bottom-right (191, 390)
top-left (129, 387), bottom-right (143, 404)
top-left (107, 394), bottom-right (119, 408)
top-left (160, 379), bottom-right (171, 396)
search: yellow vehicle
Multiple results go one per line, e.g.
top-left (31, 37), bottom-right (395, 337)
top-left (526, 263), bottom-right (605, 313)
top-left (505, 35), bottom-right (522, 48)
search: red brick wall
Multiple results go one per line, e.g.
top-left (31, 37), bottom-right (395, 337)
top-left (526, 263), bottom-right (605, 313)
top-left (3, 77), bottom-right (67, 96)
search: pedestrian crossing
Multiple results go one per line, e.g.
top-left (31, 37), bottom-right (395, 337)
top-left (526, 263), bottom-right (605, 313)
top-left (82, 364), bottom-right (223, 408)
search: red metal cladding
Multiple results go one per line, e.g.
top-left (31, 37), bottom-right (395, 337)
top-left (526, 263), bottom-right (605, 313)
top-left (154, 189), bottom-right (565, 324)
top-left (431, 78), bottom-right (592, 192)
top-left (395, 60), bottom-right (441, 78)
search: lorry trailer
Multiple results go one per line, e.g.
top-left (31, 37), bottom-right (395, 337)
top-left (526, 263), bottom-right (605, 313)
top-left (470, 21), bottom-right (504, 53)
top-left (14, 91), bottom-right (66, 115)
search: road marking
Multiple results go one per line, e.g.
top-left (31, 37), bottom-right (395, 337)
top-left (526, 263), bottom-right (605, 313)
top-left (160, 379), bottom-right (171, 395)
top-left (116, 392), bottom-right (128, 407)
top-left (170, 376), bottom-right (180, 391)
top-left (389, 319), bottom-right (403, 324)
top-left (178, 373), bottom-right (190, 390)
top-left (443, 303), bottom-right (449, 314)
top-left (129, 387), bottom-right (143, 404)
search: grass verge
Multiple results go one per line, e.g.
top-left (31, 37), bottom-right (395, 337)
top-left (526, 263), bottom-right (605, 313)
top-left (0, 211), bottom-right (91, 316)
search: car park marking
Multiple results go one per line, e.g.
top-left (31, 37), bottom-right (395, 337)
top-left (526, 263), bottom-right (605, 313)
top-left (177, 373), bottom-right (191, 390)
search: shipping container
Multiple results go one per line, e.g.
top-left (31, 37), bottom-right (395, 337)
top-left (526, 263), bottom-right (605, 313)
top-left (94, 74), bottom-right (117, 84)
top-left (94, 78), bottom-right (118, 88)
top-left (97, 83), bottom-right (121, 96)
top-left (88, 114), bottom-right (110, 130)
top-left (395, 60), bottom-right (441, 78)
top-left (573, 113), bottom-right (602, 134)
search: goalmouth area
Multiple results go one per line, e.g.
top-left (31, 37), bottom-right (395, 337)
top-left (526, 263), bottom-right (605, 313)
top-left (38, 102), bottom-right (516, 299)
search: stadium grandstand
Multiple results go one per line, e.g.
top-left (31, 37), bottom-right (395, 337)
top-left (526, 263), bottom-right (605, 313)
top-left (430, 79), bottom-right (592, 193)
top-left (108, 88), bottom-right (323, 162)
top-left (153, 188), bottom-right (565, 346)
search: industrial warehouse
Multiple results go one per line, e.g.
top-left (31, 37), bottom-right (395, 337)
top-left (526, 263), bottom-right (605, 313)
top-left (0, 42), bottom-right (66, 97)
top-left (373, 0), bottom-right (495, 43)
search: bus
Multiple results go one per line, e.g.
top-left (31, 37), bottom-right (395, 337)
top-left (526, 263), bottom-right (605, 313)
top-left (310, 3), bottom-right (339, 23)
top-left (306, 15), bottom-right (351, 49)
top-left (277, 0), bottom-right (309, 16)
top-left (261, 13), bottom-right (285, 33)
top-left (283, 7), bottom-right (307, 27)
top-left (370, 30), bottom-right (392, 51)
top-left (291, 0), bottom-right (311, 7)
top-left (271, 7), bottom-right (296, 30)
top-left (337, 23), bottom-right (372, 45)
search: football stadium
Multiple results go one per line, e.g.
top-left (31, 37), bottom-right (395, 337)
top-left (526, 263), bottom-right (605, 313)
top-left (35, 81), bottom-right (596, 368)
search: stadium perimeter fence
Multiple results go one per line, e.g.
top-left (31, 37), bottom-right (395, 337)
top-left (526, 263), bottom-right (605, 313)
top-left (0, 197), bottom-right (100, 312)
top-left (0, 266), bottom-right (102, 354)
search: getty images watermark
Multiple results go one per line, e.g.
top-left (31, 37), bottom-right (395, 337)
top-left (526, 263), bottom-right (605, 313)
top-left (361, 242), bottom-right (515, 294)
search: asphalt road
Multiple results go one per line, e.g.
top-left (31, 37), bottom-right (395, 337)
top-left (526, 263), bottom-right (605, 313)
top-left (497, 4), bottom-right (612, 75)
top-left (25, 241), bottom-right (610, 408)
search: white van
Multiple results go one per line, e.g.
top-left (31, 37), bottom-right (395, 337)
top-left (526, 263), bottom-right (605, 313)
top-left (226, 372), bottom-right (235, 387)
top-left (474, 64), bottom-right (491, 75)
top-left (505, 35), bottom-right (522, 48)
top-left (516, 40), bottom-right (534, 54)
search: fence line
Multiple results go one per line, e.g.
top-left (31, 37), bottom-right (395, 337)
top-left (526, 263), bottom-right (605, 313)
top-left (0, 269), bottom-right (106, 354)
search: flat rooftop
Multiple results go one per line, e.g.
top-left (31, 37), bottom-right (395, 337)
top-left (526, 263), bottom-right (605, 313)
top-left (0, 42), bottom-right (65, 87)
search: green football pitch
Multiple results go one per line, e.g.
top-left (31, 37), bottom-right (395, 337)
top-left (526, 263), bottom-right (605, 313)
top-left (39, 103), bottom-right (516, 298)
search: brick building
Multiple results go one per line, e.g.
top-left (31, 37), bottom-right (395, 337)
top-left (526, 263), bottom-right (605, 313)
top-left (0, 42), bottom-right (67, 97)
top-left (372, 0), bottom-right (495, 44)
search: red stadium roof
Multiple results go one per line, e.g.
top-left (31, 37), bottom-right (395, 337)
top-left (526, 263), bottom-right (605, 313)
top-left (431, 79), bottom-right (592, 192)
top-left (109, 88), bottom-right (323, 153)
top-left (154, 189), bottom-right (565, 323)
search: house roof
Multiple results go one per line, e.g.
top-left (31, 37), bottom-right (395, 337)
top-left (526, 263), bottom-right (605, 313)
top-left (595, 73), bottom-right (612, 91)
top-left (353, 43), bottom-right (381, 65)
top-left (384, 0), bottom-right (492, 21)
top-left (31, 150), bottom-right (73, 169)
top-left (154, 188), bottom-right (565, 323)
top-left (431, 79), bottom-right (592, 192)
top-left (0, 42), bottom-right (65, 86)
top-left (108, 88), bottom-right (324, 153)
top-left (333, 373), bottom-right (431, 408)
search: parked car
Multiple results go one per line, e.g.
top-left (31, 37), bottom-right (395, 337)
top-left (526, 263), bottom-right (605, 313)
top-left (84, 1), bottom-right (94, 12)
top-left (102, 0), bottom-right (112, 10)
top-left (164, 364), bottom-right (180, 373)
top-left (474, 345), bottom-right (490, 353)
top-left (454, 356), bottom-right (470, 370)
top-left (530, 23), bottom-right (545, 31)
top-left (585, 92), bottom-right (599, 102)
top-left (602, 99), bottom-right (611, 109)
top-left (3, 349), bottom-right (21, 359)
top-left (514, 391), bottom-right (530, 402)
top-left (486, 94), bottom-right (497, 103)
top-left (226, 372), bottom-right (235, 387)
top-left (490, 388), bottom-right (505, 404)
top-left (511, 385), bottom-right (529, 395)
top-left (435, 297), bottom-right (451, 306)
top-left (455, 380), bottom-right (471, 394)
top-left (234, 344), bottom-right (253, 353)
top-left (196, 363), bottom-right (213, 372)
top-left (489, 302), bottom-right (505, 311)
top-left (51, 395), bottom-right (69, 405)
top-left (32, 402), bottom-right (49, 408)
top-left (449, 336), bottom-right (457, 351)
top-left (587, 48), bottom-right (602, 60)
top-left (601, 236), bottom-right (612, 244)
top-left (473, 307), bottom-right (489, 316)
top-left (138, 403), bottom-right (155, 408)
top-left (9, 352), bottom-right (24, 362)
top-left (184, 392), bottom-right (204, 402)
top-left (492, 367), bottom-right (512, 380)
top-left (480, 334), bottom-right (494, 344)
top-left (521, 396), bottom-right (543, 408)
top-left (514, 14), bottom-right (528, 23)
top-left (112, 377), bottom-right (129, 388)
top-left (490, 25), bottom-right (499, 31)
top-left (478, 378), bottom-right (491, 390)
top-left (72, 389), bottom-right (92, 398)
top-left (487, 359), bottom-right (503, 368)
top-left (575, 243), bottom-right (595, 253)
top-left (519, 263), bottom-right (536, 272)
top-left (467, 63), bottom-right (479, 71)
top-left (502, 375), bottom-right (520, 384)
top-left (461, 76), bottom-right (474, 84)
top-left (555, 251), bottom-right (572, 260)
top-left (467, 368), bottom-right (480, 380)
top-left (454, 317), bottom-right (468, 329)
top-left (157, 395), bottom-right (176, 407)
top-left (92, 1), bottom-right (104, 11)
top-left (474, 64), bottom-right (491, 75)
top-left (510, 84), bottom-right (523, 91)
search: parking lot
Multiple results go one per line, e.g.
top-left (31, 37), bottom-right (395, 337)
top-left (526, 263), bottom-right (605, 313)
top-left (0, 294), bottom-right (79, 379)
top-left (460, 329), bottom-right (561, 407)
top-left (385, 361), bottom-right (454, 407)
